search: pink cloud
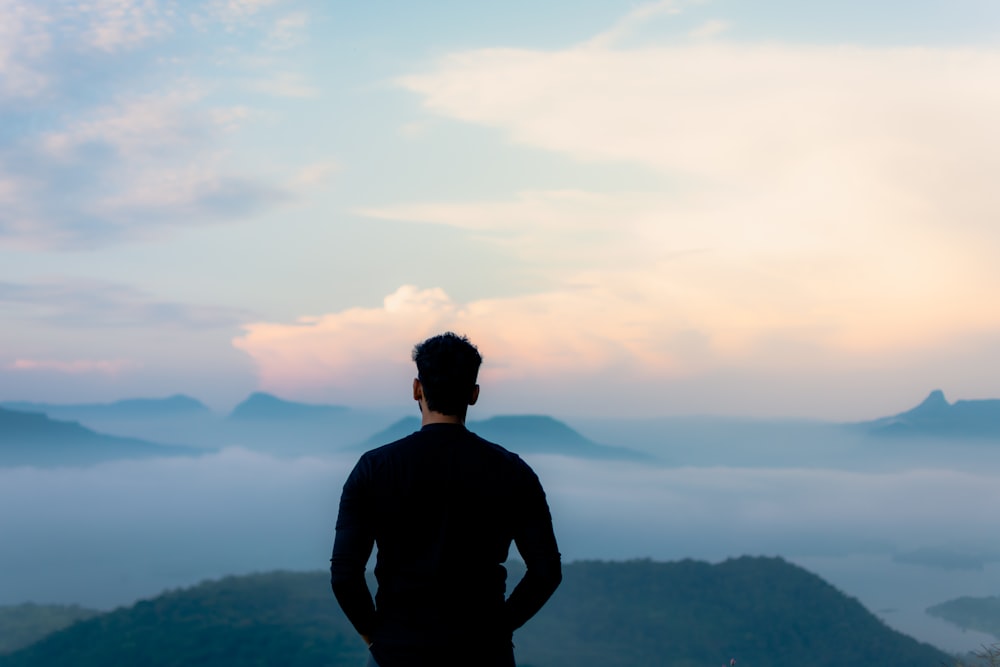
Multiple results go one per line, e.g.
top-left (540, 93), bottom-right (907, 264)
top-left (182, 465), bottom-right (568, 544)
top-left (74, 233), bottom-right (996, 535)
top-left (231, 284), bottom-right (706, 411)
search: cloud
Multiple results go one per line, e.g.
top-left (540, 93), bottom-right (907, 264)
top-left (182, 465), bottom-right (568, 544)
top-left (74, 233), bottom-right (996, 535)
top-left (0, 279), bottom-right (253, 329)
top-left (208, 0), bottom-right (285, 24)
top-left (8, 358), bottom-right (138, 375)
top-left (586, 0), bottom-right (687, 49)
top-left (41, 89), bottom-right (212, 159)
top-left (293, 160), bottom-right (338, 188)
top-left (232, 286), bottom-right (457, 404)
top-left (0, 0), bottom-right (51, 98)
top-left (690, 19), bottom-right (729, 39)
top-left (0, 0), bottom-right (173, 99)
top-left (2, 446), bottom-right (999, 614)
top-left (232, 274), bottom-right (1000, 418)
top-left (0, 447), bottom-right (348, 607)
top-left (265, 11), bottom-right (308, 50)
top-left (1, 86), bottom-right (289, 249)
top-left (360, 29), bottom-right (1000, 394)
top-left (72, 0), bottom-right (174, 52)
top-left (528, 455), bottom-right (1000, 561)
top-left (399, 42), bottom-right (1000, 183)
top-left (229, 282), bottom-right (844, 412)
top-left (0, 2), bottom-right (315, 249)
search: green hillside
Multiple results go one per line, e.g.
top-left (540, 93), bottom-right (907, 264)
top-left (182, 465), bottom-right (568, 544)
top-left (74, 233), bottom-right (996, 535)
top-left (0, 558), bottom-right (949, 667)
top-left (0, 604), bottom-right (99, 655)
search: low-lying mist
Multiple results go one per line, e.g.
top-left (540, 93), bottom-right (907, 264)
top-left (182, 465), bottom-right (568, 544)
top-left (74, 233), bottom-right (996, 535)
top-left (3, 440), bottom-right (999, 616)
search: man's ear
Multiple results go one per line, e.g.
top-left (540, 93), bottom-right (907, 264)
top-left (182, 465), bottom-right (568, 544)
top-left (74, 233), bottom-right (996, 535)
top-left (413, 378), bottom-right (423, 402)
top-left (469, 384), bottom-right (480, 406)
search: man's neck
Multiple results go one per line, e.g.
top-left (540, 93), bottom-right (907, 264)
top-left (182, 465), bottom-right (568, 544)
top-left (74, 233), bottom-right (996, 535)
top-left (421, 411), bottom-right (466, 427)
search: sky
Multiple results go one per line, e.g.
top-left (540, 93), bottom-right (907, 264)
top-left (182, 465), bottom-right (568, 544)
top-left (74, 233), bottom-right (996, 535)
top-left (1, 0), bottom-right (999, 419)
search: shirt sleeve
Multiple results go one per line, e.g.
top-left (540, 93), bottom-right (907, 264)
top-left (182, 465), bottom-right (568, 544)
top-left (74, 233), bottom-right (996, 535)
top-left (504, 459), bottom-right (562, 631)
top-left (330, 456), bottom-right (377, 637)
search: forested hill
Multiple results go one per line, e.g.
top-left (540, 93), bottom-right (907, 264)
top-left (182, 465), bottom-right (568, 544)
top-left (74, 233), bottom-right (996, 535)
top-left (0, 558), bottom-right (949, 667)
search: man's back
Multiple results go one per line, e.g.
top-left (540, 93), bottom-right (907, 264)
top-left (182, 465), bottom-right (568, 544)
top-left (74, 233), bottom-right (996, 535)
top-left (330, 332), bottom-right (561, 667)
top-left (332, 423), bottom-right (561, 666)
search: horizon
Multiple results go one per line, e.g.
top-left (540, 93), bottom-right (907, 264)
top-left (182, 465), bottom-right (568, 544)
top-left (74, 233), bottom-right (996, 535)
top-left (0, 385), bottom-right (970, 423)
top-left (2, 1), bottom-right (999, 421)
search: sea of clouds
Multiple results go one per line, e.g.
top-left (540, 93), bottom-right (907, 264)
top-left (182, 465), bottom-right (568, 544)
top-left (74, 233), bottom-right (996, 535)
top-left (2, 445), bottom-right (999, 651)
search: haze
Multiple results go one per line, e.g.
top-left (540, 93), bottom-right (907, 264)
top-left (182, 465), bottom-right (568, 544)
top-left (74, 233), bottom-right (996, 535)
top-left (3, 414), bottom-right (1000, 652)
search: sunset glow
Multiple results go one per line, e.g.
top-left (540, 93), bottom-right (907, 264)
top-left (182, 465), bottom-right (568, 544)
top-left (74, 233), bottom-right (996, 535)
top-left (2, 0), bottom-right (999, 418)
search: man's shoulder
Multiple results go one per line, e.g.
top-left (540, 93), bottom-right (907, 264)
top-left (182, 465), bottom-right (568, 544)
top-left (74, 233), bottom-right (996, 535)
top-left (464, 430), bottom-right (541, 477)
top-left (466, 430), bottom-right (518, 457)
top-left (360, 425), bottom-right (532, 470)
top-left (360, 429), bottom-right (423, 459)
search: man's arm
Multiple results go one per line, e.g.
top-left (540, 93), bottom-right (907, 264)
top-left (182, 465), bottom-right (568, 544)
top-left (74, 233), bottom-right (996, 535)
top-left (504, 461), bottom-right (562, 631)
top-left (330, 458), bottom-right (377, 640)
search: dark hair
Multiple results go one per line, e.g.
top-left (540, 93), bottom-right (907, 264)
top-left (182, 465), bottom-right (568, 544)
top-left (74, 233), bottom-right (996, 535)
top-left (412, 332), bottom-right (483, 417)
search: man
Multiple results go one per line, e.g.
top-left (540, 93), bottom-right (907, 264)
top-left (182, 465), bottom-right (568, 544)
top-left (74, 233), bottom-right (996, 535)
top-left (331, 332), bottom-right (562, 667)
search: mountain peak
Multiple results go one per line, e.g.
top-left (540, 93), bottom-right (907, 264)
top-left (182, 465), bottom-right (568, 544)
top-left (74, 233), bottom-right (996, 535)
top-left (864, 388), bottom-right (1000, 438)
top-left (918, 389), bottom-right (949, 410)
top-left (229, 393), bottom-right (348, 421)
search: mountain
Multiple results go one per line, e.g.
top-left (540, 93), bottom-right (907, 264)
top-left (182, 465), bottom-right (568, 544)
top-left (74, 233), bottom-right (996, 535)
top-left (0, 604), bottom-right (99, 655)
top-left (0, 558), bottom-right (949, 667)
top-left (221, 393), bottom-right (386, 456)
top-left (927, 594), bottom-right (1000, 640)
top-left (1, 396), bottom-right (223, 449)
top-left (863, 389), bottom-right (1000, 438)
top-left (227, 393), bottom-right (349, 421)
top-left (475, 415), bottom-right (652, 460)
top-left (0, 406), bottom-right (203, 467)
top-left (359, 415), bottom-right (652, 461)
top-left (1, 395), bottom-right (210, 421)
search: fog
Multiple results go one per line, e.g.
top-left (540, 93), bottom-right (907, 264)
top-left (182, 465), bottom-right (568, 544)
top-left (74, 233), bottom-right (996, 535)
top-left (2, 425), bottom-right (1000, 653)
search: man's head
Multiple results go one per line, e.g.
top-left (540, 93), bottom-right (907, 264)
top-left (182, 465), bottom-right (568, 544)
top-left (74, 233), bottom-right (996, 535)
top-left (412, 332), bottom-right (482, 419)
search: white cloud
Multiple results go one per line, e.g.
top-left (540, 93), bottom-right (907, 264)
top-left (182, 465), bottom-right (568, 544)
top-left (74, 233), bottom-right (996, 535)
top-left (0, 0), bottom-right (51, 98)
top-left (399, 43), bottom-right (1000, 184)
top-left (209, 0), bottom-right (284, 22)
top-left (42, 89), bottom-right (206, 160)
top-left (293, 160), bottom-right (338, 187)
top-left (586, 0), bottom-right (687, 49)
top-left (229, 281), bottom-right (862, 415)
top-left (690, 19), bottom-right (729, 39)
top-left (0, 1), bottom-right (317, 249)
top-left (3, 87), bottom-right (288, 247)
top-left (374, 36), bottom-right (1000, 368)
top-left (265, 11), bottom-right (308, 50)
top-left (74, 0), bottom-right (174, 52)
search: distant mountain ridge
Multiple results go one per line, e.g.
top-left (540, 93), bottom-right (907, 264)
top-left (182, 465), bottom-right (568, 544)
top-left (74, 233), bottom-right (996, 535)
top-left (0, 406), bottom-right (202, 467)
top-left (864, 389), bottom-right (1000, 438)
top-left (227, 392), bottom-right (349, 421)
top-left (1, 395), bottom-right (209, 420)
top-left (361, 414), bottom-right (653, 461)
top-left (0, 558), bottom-right (949, 667)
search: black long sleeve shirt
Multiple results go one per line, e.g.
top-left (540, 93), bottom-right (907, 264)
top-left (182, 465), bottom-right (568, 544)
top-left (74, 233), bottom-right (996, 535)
top-left (330, 423), bottom-right (561, 665)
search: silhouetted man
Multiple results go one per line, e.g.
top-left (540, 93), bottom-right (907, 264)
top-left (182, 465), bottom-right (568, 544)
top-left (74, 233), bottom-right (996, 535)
top-left (331, 332), bottom-right (562, 667)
